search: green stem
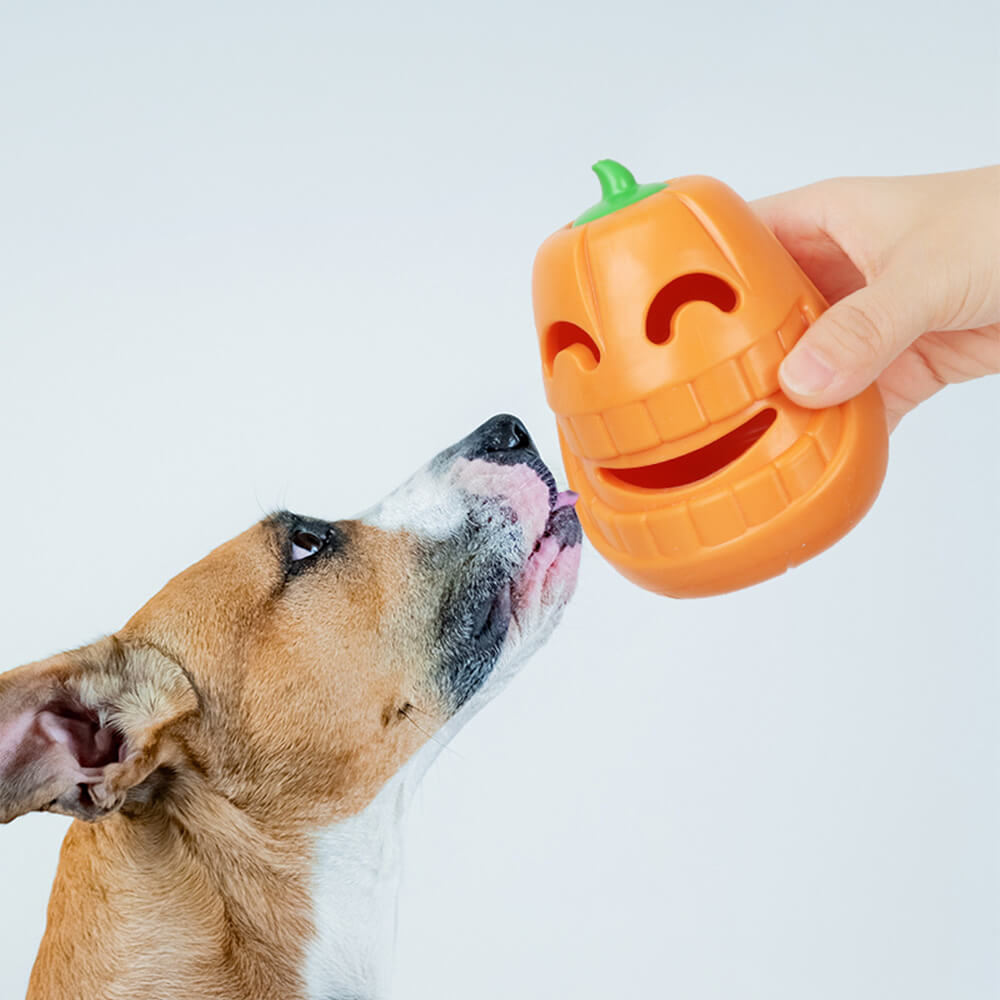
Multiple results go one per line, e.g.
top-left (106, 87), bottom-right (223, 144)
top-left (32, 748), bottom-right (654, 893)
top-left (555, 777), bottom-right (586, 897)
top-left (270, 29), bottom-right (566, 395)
top-left (573, 159), bottom-right (666, 227)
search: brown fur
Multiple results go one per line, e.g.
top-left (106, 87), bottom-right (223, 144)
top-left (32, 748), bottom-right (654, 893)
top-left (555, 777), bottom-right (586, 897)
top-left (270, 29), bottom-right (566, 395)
top-left (7, 518), bottom-right (451, 1000)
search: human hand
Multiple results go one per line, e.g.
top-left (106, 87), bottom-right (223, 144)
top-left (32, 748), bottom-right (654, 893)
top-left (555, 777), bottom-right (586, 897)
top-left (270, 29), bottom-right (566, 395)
top-left (751, 167), bottom-right (1000, 430)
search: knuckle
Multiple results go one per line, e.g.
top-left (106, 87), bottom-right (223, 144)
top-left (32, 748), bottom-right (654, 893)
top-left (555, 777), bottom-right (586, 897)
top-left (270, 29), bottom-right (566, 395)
top-left (822, 298), bottom-right (895, 364)
top-left (942, 263), bottom-right (999, 329)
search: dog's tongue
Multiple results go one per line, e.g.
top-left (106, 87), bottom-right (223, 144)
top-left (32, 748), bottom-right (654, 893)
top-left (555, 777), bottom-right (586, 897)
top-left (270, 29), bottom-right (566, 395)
top-left (553, 490), bottom-right (579, 511)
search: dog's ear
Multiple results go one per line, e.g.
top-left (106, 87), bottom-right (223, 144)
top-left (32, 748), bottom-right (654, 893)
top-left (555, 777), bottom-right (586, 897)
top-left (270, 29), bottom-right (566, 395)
top-left (0, 637), bottom-right (198, 824)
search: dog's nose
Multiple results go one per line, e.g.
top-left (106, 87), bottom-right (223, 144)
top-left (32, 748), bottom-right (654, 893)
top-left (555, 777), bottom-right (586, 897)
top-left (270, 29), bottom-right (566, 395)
top-left (463, 414), bottom-right (538, 461)
top-left (485, 414), bottom-right (534, 452)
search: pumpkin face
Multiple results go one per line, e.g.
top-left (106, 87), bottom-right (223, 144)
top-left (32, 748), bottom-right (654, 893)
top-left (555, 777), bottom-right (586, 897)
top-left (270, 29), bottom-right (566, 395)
top-left (532, 162), bottom-right (888, 597)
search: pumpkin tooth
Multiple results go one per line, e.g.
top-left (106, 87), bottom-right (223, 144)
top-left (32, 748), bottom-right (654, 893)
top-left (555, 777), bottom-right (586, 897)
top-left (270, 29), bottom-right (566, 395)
top-left (557, 417), bottom-right (583, 458)
top-left (808, 405), bottom-right (842, 463)
top-left (733, 466), bottom-right (789, 527)
top-left (777, 305), bottom-right (810, 352)
top-left (694, 358), bottom-right (754, 422)
top-left (613, 512), bottom-right (658, 559)
top-left (569, 412), bottom-right (617, 460)
top-left (588, 502), bottom-right (626, 551)
top-left (776, 436), bottom-right (827, 500)
top-left (647, 502), bottom-right (700, 557)
top-left (740, 329), bottom-right (784, 398)
top-left (603, 400), bottom-right (661, 454)
top-left (646, 381), bottom-right (707, 443)
top-left (688, 490), bottom-right (746, 547)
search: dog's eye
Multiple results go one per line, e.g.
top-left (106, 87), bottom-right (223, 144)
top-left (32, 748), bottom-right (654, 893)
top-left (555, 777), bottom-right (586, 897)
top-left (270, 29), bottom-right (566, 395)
top-left (273, 511), bottom-right (338, 575)
top-left (290, 530), bottom-right (325, 562)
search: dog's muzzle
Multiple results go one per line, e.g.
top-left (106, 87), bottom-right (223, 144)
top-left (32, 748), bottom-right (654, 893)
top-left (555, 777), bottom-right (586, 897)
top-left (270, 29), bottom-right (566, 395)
top-left (452, 413), bottom-right (582, 548)
top-left (426, 414), bottom-right (581, 709)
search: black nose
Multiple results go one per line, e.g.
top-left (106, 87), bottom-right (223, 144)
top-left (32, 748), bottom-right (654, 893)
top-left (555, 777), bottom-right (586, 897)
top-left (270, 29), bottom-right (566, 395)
top-left (462, 413), bottom-right (538, 461)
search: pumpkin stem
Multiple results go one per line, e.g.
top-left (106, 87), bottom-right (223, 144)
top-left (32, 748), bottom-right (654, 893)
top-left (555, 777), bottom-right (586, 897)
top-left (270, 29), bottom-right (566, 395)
top-left (573, 159), bottom-right (667, 227)
top-left (593, 159), bottom-right (638, 200)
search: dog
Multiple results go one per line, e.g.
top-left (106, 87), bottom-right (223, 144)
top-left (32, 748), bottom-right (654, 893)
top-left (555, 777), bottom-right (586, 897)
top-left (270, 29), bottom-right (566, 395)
top-left (0, 413), bottom-right (581, 1000)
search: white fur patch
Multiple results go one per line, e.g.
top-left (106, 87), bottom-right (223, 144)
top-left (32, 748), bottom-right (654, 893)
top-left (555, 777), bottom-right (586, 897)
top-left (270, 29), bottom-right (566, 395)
top-left (360, 463), bottom-right (468, 541)
top-left (361, 457), bottom-right (550, 551)
top-left (306, 449), bottom-right (580, 998)
top-left (304, 753), bottom-right (431, 1000)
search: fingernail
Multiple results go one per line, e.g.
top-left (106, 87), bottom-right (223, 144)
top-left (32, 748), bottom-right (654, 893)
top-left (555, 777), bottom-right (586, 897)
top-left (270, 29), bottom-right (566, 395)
top-left (780, 347), bottom-right (836, 396)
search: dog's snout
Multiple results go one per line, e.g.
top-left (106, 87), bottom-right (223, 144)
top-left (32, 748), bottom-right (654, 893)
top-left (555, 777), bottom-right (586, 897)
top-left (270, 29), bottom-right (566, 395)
top-left (464, 414), bottom-right (537, 461)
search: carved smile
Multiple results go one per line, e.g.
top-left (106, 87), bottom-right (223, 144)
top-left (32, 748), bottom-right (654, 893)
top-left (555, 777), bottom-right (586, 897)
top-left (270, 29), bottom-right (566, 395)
top-left (600, 408), bottom-right (777, 490)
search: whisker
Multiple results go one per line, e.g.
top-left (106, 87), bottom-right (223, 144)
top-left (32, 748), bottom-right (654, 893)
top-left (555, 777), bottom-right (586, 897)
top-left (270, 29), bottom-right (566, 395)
top-left (404, 701), bottom-right (436, 718)
top-left (401, 707), bottom-right (462, 759)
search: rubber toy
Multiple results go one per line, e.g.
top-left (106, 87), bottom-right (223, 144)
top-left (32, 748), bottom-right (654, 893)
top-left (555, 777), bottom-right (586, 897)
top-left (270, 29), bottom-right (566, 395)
top-left (531, 160), bottom-right (888, 598)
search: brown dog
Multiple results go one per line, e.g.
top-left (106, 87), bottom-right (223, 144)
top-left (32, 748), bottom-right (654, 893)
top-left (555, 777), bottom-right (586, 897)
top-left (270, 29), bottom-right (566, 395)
top-left (0, 414), bottom-right (581, 1000)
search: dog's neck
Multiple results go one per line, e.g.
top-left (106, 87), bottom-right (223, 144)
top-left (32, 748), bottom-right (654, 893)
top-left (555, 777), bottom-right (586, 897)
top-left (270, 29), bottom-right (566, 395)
top-left (301, 684), bottom-right (516, 998)
top-left (29, 725), bottom-right (459, 1000)
top-left (304, 709), bottom-right (470, 1000)
top-left (30, 783), bottom-right (315, 999)
top-left (304, 761), bottom-right (414, 998)
top-left (26, 671), bottom-right (506, 1000)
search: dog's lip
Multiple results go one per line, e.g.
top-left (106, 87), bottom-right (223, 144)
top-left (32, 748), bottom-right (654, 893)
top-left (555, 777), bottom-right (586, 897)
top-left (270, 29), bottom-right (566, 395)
top-left (510, 512), bottom-right (581, 630)
top-left (498, 475), bottom-right (581, 636)
top-left (511, 447), bottom-right (579, 534)
top-left (533, 487), bottom-right (582, 554)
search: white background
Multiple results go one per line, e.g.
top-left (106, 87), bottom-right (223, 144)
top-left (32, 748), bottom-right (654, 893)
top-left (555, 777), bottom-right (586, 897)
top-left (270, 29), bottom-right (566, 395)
top-left (1, 3), bottom-right (997, 998)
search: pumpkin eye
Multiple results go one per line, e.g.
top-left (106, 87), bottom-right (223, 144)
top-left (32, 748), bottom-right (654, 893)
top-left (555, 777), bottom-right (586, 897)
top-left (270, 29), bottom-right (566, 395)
top-left (543, 321), bottom-right (601, 375)
top-left (290, 529), bottom-right (325, 562)
top-left (645, 273), bottom-right (738, 345)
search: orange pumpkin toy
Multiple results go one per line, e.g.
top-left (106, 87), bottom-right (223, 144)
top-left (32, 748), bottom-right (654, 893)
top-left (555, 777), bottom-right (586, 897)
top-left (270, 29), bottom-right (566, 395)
top-left (532, 160), bottom-right (889, 598)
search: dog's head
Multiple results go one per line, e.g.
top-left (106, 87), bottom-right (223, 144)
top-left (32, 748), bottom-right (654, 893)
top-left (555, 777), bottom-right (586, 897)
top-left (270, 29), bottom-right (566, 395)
top-left (0, 415), bottom-right (580, 828)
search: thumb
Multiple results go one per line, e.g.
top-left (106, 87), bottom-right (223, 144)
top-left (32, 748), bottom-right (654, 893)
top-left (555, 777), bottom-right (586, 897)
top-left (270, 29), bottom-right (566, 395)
top-left (779, 269), bottom-right (935, 407)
